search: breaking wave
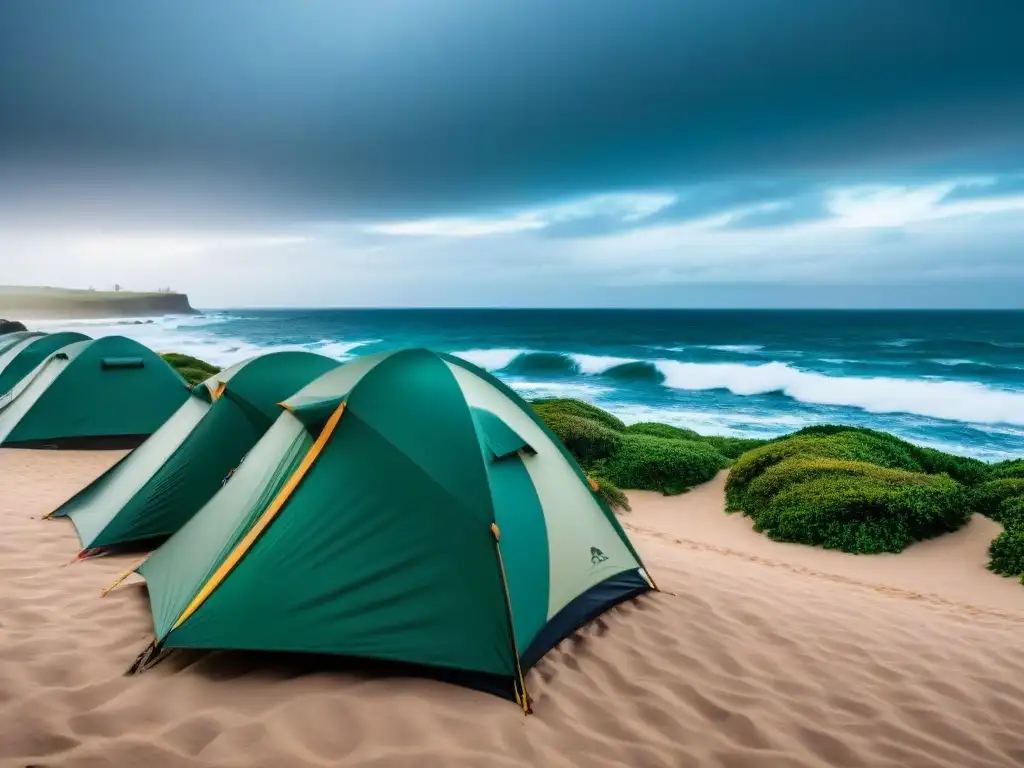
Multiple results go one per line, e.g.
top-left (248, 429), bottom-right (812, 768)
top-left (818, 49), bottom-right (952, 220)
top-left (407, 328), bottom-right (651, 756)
top-left (451, 349), bottom-right (1024, 426)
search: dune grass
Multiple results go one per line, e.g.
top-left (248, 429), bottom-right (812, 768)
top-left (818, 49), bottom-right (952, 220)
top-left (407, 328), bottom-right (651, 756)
top-left (531, 397), bottom-right (753, 498)
top-left (160, 353), bottom-right (221, 386)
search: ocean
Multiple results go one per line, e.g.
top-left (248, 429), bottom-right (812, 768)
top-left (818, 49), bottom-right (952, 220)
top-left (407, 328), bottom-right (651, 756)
top-left (30, 309), bottom-right (1024, 462)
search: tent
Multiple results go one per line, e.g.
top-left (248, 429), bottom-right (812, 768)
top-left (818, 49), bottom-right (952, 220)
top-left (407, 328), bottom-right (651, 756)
top-left (0, 332), bottom-right (91, 395)
top-left (0, 330), bottom-right (45, 355)
top-left (0, 335), bottom-right (191, 447)
top-left (50, 350), bottom-right (342, 552)
top-left (125, 348), bottom-right (655, 709)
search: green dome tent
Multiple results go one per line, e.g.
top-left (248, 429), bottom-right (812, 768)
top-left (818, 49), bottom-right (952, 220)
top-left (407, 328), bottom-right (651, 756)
top-left (0, 330), bottom-right (45, 355)
top-left (0, 331), bottom-right (91, 396)
top-left (0, 335), bottom-right (190, 447)
top-left (122, 348), bottom-right (654, 709)
top-left (49, 350), bottom-right (342, 553)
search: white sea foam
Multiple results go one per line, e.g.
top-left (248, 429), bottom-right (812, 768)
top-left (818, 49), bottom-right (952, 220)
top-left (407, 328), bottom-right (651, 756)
top-left (450, 348), bottom-right (529, 370)
top-left (25, 315), bottom-right (377, 367)
top-left (569, 353), bottom-right (635, 374)
top-left (651, 360), bottom-right (1024, 426)
top-left (507, 380), bottom-right (612, 399)
top-left (704, 344), bottom-right (765, 353)
top-left (609, 403), bottom-right (806, 437)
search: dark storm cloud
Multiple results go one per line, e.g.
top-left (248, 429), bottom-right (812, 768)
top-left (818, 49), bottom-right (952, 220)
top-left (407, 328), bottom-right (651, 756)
top-left (941, 174), bottom-right (1024, 203)
top-left (1, 0), bottom-right (1023, 220)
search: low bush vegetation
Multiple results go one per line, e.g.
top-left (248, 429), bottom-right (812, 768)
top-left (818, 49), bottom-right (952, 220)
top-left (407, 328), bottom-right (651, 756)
top-left (970, 478), bottom-right (1024, 520)
top-left (604, 433), bottom-right (728, 496)
top-left (781, 425), bottom-right (989, 486)
top-left (161, 352), bottom-right (221, 386)
top-left (700, 435), bottom-right (770, 460)
top-left (531, 398), bottom-right (732, 496)
top-left (589, 475), bottom-right (631, 513)
top-left (989, 499), bottom-right (1024, 577)
top-left (727, 425), bottom-right (989, 512)
top-left (743, 458), bottom-right (935, 515)
top-left (536, 410), bottom-right (622, 466)
top-left (723, 425), bottom-right (1003, 556)
top-left (624, 422), bottom-right (702, 441)
top-left (532, 398), bottom-right (625, 431)
top-left (743, 458), bottom-right (966, 553)
top-left (991, 459), bottom-right (1024, 480)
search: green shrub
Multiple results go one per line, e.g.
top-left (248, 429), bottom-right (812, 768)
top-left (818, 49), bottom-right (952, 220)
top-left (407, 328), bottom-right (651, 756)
top-left (970, 479), bottom-right (1024, 520)
top-left (998, 498), bottom-right (1024, 530)
top-left (989, 531), bottom-right (1024, 577)
top-left (991, 459), bottom-right (1024, 480)
top-left (985, 498), bottom-right (1024, 578)
top-left (531, 398), bottom-right (625, 431)
top-left (700, 435), bottom-right (770, 460)
top-left (536, 411), bottom-right (621, 467)
top-left (910, 445), bottom-right (990, 486)
top-left (605, 434), bottom-right (727, 495)
top-left (784, 425), bottom-right (988, 485)
top-left (624, 422), bottom-right (701, 441)
top-left (590, 475), bottom-right (631, 513)
top-left (726, 426), bottom-right (991, 511)
top-left (727, 435), bottom-right (911, 510)
top-left (161, 352), bottom-right (221, 386)
top-left (753, 472), bottom-right (967, 554)
top-left (744, 458), bottom-right (935, 517)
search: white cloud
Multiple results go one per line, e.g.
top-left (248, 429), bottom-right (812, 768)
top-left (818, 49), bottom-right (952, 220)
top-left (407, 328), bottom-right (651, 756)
top-left (367, 191), bottom-right (677, 237)
top-left (1, 175), bottom-right (1022, 307)
top-left (828, 182), bottom-right (1024, 229)
top-left (370, 215), bottom-right (545, 237)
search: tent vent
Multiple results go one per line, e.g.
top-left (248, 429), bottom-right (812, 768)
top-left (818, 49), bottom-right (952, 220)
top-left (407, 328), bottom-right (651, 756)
top-left (101, 356), bottom-right (145, 370)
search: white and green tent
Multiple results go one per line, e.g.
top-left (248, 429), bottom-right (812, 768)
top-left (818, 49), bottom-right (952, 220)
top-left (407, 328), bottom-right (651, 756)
top-left (50, 350), bottom-right (341, 552)
top-left (125, 348), bottom-right (655, 708)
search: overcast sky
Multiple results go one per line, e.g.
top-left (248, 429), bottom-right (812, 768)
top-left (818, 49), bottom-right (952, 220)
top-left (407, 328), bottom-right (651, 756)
top-left (1, 1), bottom-right (1023, 308)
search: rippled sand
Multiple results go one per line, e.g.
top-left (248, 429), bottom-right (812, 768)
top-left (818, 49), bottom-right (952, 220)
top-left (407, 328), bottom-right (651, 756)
top-left (2, 453), bottom-right (1023, 768)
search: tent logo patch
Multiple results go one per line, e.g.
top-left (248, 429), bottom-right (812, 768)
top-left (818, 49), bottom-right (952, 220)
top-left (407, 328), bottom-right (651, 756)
top-left (590, 546), bottom-right (608, 566)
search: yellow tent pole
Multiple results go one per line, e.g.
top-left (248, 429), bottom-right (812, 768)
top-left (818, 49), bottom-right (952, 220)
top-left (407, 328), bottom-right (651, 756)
top-left (169, 400), bottom-right (347, 633)
top-left (100, 557), bottom-right (147, 597)
top-left (491, 522), bottom-right (532, 715)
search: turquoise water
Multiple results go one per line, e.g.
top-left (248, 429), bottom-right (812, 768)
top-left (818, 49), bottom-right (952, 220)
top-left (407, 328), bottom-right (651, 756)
top-left (33, 309), bottom-right (1024, 461)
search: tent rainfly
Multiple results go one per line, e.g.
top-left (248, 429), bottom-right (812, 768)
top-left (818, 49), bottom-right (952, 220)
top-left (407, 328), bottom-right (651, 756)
top-left (119, 348), bottom-right (655, 710)
top-left (0, 332), bottom-right (91, 396)
top-left (50, 350), bottom-right (342, 553)
top-left (0, 330), bottom-right (45, 355)
top-left (0, 335), bottom-right (191, 447)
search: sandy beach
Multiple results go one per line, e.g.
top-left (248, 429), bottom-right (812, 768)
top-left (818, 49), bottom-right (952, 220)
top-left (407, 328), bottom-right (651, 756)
top-left (2, 451), bottom-right (1023, 768)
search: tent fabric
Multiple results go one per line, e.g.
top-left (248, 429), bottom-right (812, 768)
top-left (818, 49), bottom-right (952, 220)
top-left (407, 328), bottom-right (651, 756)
top-left (133, 348), bottom-right (653, 702)
top-left (101, 356), bottom-right (145, 369)
top-left (53, 350), bottom-right (341, 551)
top-left (139, 413), bottom-right (315, 638)
top-left (0, 336), bottom-right (191, 446)
top-left (0, 332), bottom-right (91, 396)
top-left (0, 331), bottom-right (45, 355)
top-left (49, 396), bottom-right (211, 542)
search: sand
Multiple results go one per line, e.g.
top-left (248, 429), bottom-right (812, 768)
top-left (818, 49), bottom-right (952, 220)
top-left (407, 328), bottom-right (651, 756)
top-left (2, 454), bottom-right (1024, 768)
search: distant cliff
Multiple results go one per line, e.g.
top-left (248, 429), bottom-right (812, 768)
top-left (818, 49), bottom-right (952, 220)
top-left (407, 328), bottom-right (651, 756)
top-left (0, 286), bottom-right (197, 319)
top-left (0, 319), bottom-right (27, 334)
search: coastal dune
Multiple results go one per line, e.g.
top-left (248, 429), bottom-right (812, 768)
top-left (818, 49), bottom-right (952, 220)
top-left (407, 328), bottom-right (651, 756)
top-left (2, 450), bottom-right (1024, 768)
